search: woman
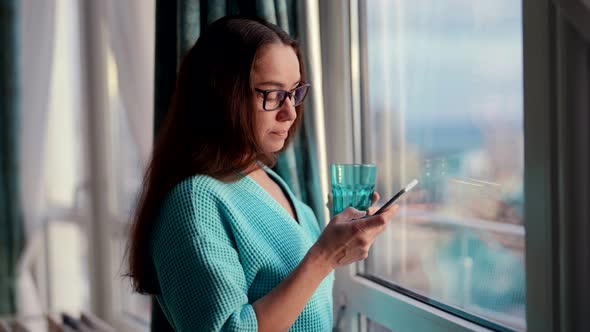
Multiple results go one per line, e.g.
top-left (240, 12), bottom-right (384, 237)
top-left (127, 16), bottom-right (399, 331)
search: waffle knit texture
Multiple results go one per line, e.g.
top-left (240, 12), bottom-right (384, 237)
top-left (151, 166), bottom-right (334, 331)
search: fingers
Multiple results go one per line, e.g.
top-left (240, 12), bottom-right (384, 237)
top-left (333, 207), bottom-right (367, 222)
top-left (371, 191), bottom-right (380, 205)
top-left (365, 192), bottom-right (380, 216)
top-left (324, 205), bottom-right (399, 269)
top-left (367, 194), bottom-right (396, 215)
top-left (356, 204), bottom-right (399, 230)
top-left (367, 206), bottom-right (379, 216)
top-left (379, 203), bottom-right (400, 216)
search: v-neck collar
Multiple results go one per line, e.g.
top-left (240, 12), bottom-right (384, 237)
top-left (242, 165), bottom-right (301, 226)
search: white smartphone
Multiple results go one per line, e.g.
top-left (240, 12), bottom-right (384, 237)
top-left (372, 179), bottom-right (419, 215)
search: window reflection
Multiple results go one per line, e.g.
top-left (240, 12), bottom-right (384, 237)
top-left (362, 0), bottom-right (525, 330)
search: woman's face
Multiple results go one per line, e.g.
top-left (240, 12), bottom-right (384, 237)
top-left (251, 43), bottom-right (301, 153)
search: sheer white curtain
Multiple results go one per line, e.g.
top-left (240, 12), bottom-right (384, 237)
top-left (104, 0), bottom-right (155, 166)
top-left (102, 0), bottom-right (155, 324)
top-left (14, 0), bottom-right (155, 325)
top-left (16, 0), bottom-right (56, 321)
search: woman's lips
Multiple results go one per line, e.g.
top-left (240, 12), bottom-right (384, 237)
top-left (271, 131), bottom-right (288, 137)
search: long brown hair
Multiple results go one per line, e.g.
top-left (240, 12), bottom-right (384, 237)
top-left (127, 16), bottom-right (306, 294)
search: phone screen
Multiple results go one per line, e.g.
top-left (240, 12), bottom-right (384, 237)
top-left (372, 179), bottom-right (418, 215)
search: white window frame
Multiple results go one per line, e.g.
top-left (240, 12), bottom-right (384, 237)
top-left (321, 0), bottom-right (559, 331)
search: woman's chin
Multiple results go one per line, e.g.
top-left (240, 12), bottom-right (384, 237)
top-left (263, 142), bottom-right (285, 153)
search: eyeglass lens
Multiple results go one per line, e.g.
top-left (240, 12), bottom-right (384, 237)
top-left (265, 85), bottom-right (309, 110)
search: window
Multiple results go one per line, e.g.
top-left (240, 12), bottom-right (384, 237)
top-left (323, 0), bottom-right (527, 331)
top-left (361, 1), bottom-right (525, 330)
top-left (33, 1), bottom-right (154, 330)
top-left (46, 220), bottom-right (90, 313)
top-left (40, 0), bottom-right (89, 316)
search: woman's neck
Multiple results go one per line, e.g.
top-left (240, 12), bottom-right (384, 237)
top-left (242, 160), bottom-right (264, 175)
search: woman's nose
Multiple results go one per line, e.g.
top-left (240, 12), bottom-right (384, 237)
top-left (277, 96), bottom-right (297, 121)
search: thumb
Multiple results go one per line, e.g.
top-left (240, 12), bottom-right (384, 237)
top-left (355, 204), bottom-right (399, 229)
top-left (333, 207), bottom-right (367, 223)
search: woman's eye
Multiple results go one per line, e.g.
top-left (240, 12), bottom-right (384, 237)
top-left (267, 92), bottom-right (280, 101)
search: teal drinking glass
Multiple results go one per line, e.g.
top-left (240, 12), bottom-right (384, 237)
top-left (330, 163), bottom-right (377, 215)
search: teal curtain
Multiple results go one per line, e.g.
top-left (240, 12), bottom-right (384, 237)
top-left (0, 0), bottom-right (25, 316)
top-left (152, 0), bottom-right (324, 329)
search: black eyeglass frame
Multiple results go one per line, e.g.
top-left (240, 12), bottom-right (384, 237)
top-left (254, 83), bottom-right (311, 111)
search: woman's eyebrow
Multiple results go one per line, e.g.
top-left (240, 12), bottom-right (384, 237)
top-left (256, 79), bottom-right (301, 89)
top-left (290, 80), bottom-right (302, 89)
top-left (256, 80), bottom-right (284, 88)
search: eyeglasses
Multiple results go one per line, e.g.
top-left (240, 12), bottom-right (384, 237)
top-left (254, 83), bottom-right (311, 111)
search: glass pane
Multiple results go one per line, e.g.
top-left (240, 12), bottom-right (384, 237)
top-left (362, 0), bottom-right (525, 330)
top-left (45, 0), bottom-right (84, 207)
top-left (47, 220), bottom-right (91, 314)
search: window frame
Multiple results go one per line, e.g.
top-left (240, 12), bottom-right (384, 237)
top-left (321, 0), bottom-right (557, 331)
top-left (522, 1), bottom-right (557, 331)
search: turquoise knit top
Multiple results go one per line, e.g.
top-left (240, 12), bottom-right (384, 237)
top-left (150, 166), bottom-right (334, 331)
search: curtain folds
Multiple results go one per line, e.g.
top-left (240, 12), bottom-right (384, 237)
top-left (0, 0), bottom-right (25, 316)
top-left (15, 0), bottom-right (56, 321)
top-left (104, 0), bottom-right (155, 166)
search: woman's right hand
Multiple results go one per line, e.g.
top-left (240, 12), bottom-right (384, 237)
top-left (310, 204), bottom-right (399, 269)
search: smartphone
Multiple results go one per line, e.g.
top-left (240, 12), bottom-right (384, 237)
top-left (372, 179), bottom-right (419, 215)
